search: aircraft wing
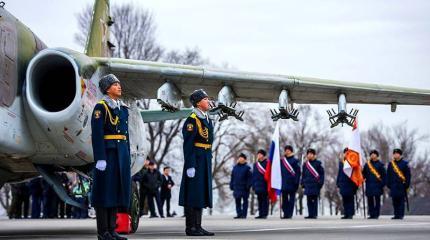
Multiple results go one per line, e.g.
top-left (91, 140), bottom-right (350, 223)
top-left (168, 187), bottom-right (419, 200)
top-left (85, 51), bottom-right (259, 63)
top-left (140, 109), bottom-right (192, 123)
top-left (95, 57), bottom-right (430, 105)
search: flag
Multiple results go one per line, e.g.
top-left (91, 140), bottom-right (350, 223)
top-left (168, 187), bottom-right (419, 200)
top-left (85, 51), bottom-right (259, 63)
top-left (344, 118), bottom-right (364, 187)
top-left (264, 121), bottom-right (282, 203)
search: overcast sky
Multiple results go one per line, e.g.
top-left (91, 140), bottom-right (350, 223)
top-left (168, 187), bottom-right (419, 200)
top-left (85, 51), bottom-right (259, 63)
top-left (6, 0), bottom-right (430, 150)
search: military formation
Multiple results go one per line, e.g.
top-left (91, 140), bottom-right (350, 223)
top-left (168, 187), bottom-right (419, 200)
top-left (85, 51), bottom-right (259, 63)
top-left (229, 146), bottom-right (411, 221)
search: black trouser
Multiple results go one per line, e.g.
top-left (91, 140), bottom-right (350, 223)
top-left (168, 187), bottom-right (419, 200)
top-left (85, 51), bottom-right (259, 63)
top-left (10, 194), bottom-right (30, 218)
top-left (256, 192), bottom-right (269, 217)
top-left (342, 195), bottom-right (355, 217)
top-left (185, 207), bottom-right (203, 230)
top-left (235, 195), bottom-right (249, 218)
top-left (367, 195), bottom-right (381, 218)
top-left (160, 195), bottom-right (171, 216)
top-left (306, 195), bottom-right (318, 217)
top-left (392, 196), bottom-right (405, 218)
top-left (31, 194), bottom-right (42, 219)
top-left (147, 191), bottom-right (163, 217)
top-left (139, 185), bottom-right (147, 216)
top-left (282, 191), bottom-right (296, 218)
top-left (95, 207), bottom-right (117, 236)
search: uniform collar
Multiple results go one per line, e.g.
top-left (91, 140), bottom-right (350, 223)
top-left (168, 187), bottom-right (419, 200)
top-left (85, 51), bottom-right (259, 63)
top-left (103, 96), bottom-right (127, 109)
top-left (193, 108), bottom-right (208, 120)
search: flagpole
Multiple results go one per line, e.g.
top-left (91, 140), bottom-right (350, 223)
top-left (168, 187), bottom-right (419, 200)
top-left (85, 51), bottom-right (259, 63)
top-left (362, 184), bottom-right (367, 219)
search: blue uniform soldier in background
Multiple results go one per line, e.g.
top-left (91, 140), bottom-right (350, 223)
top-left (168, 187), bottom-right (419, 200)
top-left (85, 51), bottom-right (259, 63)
top-left (301, 148), bottom-right (324, 219)
top-left (252, 149), bottom-right (269, 219)
top-left (337, 148), bottom-right (358, 219)
top-left (230, 153), bottom-right (253, 219)
top-left (179, 89), bottom-right (215, 236)
top-left (281, 145), bottom-right (301, 219)
top-left (362, 150), bottom-right (386, 219)
top-left (387, 148), bottom-right (411, 220)
top-left (91, 74), bottom-right (130, 240)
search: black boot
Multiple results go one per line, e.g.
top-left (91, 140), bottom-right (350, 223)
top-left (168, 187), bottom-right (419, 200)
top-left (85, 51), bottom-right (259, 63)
top-left (110, 231), bottom-right (128, 240)
top-left (185, 207), bottom-right (204, 236)
top-left (195, 208), bottom-right (214, 236)
top-left (98, 232), bottom-right (114, 240)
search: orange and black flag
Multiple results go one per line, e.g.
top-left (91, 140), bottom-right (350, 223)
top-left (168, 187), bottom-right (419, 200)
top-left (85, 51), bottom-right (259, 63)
top-left (344, 119), bottom-right (364, 187)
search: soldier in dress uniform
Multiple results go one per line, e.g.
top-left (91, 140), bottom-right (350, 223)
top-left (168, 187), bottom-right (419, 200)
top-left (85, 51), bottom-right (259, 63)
top-left (178, 89), bottom-right (215, 236)
top-left (301, 148), bottom-right (324, 219)
top-left (337, 148), bottom-right (358, 219)
top-left (230, 153), bottom-right (253, 219)
top-left (280, 145), bottom-right (301, 219)
top-left (91, 74), bottom-right (130, 240)
top-left (252, 149), bottom-right (269, 219)
top-left (387, 148), bottom-right (411, 220)
top-left (362, 150), bottom-right (386, 219)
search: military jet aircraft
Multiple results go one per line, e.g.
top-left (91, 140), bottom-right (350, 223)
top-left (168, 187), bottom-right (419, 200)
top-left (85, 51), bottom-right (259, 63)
top-left (0, 0), bottom-right (429, 232)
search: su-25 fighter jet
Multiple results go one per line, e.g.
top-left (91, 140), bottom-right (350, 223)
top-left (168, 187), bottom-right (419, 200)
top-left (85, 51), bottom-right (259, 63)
top-left (0, 0), bottom-right (429, 231)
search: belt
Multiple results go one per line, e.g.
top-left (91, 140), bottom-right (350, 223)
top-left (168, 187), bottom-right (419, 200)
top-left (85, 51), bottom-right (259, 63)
top-left (194, 143), bottom-right (212, 149)
top-left (104, 135), bottom-right (127, 140)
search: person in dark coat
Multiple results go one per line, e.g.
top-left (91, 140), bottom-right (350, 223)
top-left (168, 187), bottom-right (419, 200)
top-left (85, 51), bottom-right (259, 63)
top-left (230, 153), bottom-right (253, 219)
top-left (179, 89), bottom-right (215, 236)
top-left (132, 157), bottom-right (150, 216)
top-left (387, 148), bottom-right (411, 220)
top-left (281, 145), bottom-right (301, 219)
top-left (301, 148), bottom-right (324, 219)
top-left (252, 149), bottom-right (269, 219)
top-left (9, 182), bottom-right (30, 219)
top-left (337, 148), bottom-right (358, 219)
top-left (142, 161), bottom-right (164, 218)
top-left (160, 166), bottom-right (175, 217)
top-left (362, 149), bottom-right (386, 219)
top-left (91, 74), bottom-right (130, 240)
top-left (28, 177), bottom-right (43, 219)
top-left (41, 179), bottom-right (56, 218)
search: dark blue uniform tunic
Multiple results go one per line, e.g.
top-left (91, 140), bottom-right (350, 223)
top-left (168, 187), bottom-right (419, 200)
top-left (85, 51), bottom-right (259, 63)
top-left (387, 159), bottom-right (411, 219)
top-left (252, 159), bottom-right (269, 217)
top-left (337, 161), bottom-right (358, 218)
top-left (90, 100), bottom-right (131, 208)
top-left (179, 113), bottom-right (214, 209)
top-left (362, 160), bottom-right (386, 218)
top-left (301, 159), bottom-right (324, 218)
top-left (281, 156), bottom-right (301, 218)
top-left (230, 163), bottom-right (252, 218)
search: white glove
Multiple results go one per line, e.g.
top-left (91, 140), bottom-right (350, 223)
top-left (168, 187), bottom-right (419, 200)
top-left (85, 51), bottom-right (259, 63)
top-left (96, 160), bottom-right (107, 171)
top-left (186, 168), bottom-right (195, 178)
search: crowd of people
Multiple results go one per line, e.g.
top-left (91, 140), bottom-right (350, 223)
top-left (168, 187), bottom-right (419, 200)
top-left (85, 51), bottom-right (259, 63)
top-left (230, 146), bottom-right (411, 220)
top-left (132, 158), bottom-right (175, 218)
top-left (7, 173), bottom-right (90, 219)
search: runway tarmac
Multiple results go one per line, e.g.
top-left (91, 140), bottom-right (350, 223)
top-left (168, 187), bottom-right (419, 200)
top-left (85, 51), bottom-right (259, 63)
top-left (0, 215), bottom-right (429, 239)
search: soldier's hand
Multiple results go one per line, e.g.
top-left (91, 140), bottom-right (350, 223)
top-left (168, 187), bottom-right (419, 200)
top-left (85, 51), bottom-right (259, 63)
top-left (186, 168), bottom-right (195, 178)
top-left (96, 160), bottom-right (107, 171)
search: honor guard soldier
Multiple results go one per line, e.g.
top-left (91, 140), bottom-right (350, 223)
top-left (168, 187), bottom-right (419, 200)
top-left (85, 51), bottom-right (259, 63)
top-left (230, 153), bottom-right (253, 219)
top-left (337, 148), bottom-right (358, 219)
top-left (362, 150), bottom-right (386, 219)
top-left (281, 145), bottom-right (301, 219)
top-left (387, 148), bottom-right (411, 220)
top-left (179, 89), bottom-right (215, 236)
top-left (252, 149), bottom-right (269, 219)
top-left (301, 148), bottom-right (324, 219)
top-left (91, 74), bottom-right (130, 240)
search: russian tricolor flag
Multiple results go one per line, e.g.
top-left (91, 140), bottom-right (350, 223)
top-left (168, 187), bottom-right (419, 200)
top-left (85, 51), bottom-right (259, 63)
top-left (264, 121), bottom-right (282, 203)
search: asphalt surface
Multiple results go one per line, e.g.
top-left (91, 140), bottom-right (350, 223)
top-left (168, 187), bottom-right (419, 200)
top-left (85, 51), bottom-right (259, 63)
top-left (0, 215), bottom-right (429, 239)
